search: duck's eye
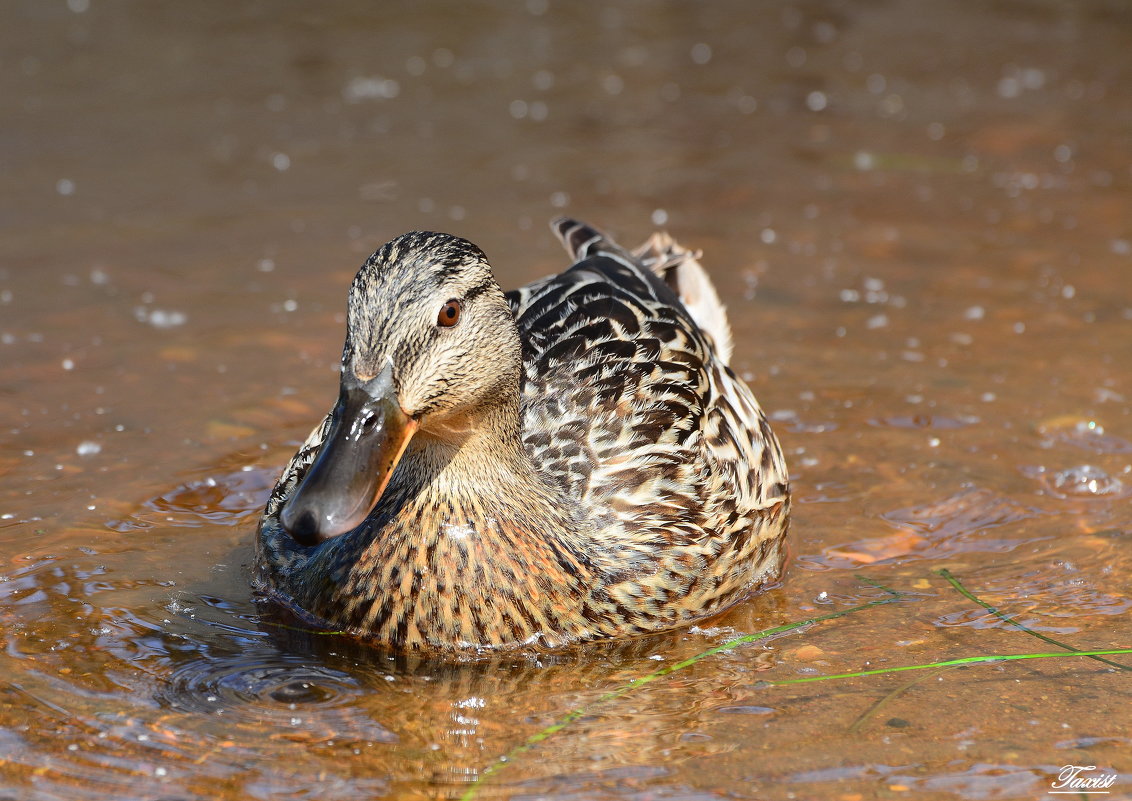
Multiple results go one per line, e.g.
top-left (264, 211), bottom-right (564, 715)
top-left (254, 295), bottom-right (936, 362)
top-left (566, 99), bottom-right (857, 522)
top-left (437, 299), bottom-right (462, 328)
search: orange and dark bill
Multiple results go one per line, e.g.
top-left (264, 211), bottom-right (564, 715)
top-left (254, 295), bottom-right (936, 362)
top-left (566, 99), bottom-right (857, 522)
top-left (280, 361), bottom-right (417, 546)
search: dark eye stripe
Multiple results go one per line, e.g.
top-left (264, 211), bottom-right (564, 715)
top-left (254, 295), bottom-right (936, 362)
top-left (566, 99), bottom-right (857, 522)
top-left (461, 282), bottom-right (490, 303)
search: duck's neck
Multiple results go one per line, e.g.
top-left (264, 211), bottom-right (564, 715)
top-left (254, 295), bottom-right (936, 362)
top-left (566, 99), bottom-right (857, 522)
top-left (405, 400), bottom-right (524, 491)
top-left (384, 393), bottom-right (566, 534)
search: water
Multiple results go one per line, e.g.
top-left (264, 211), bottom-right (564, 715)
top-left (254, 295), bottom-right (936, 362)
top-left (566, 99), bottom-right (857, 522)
top-left (3, 2), bottom-right (1131, 799)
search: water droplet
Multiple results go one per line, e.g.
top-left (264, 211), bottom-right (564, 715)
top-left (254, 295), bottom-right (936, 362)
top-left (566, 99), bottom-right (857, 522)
top-left (997, 76), bottom-right (1021, 99)
top-left (1039, 418), bottom-right (1132, 453)
top-left (602, 74), bottom-right (624, 95)
top-left (532, 70), bottom-right (554, 91)
top-left (1049, 465), bottom-right (1125, 498)
top-left (432, 48), bottom-right (454, 68)
top-left (146, 309), bottom-right (188, 328)
top-left (76, 441), bottom-right (101, 456)
top-left (736, 94), bottom-right (757, 114)
top-left (342, 76), bottom-right (400, 102)
top-left (813, 21), bottom-right (837, 43)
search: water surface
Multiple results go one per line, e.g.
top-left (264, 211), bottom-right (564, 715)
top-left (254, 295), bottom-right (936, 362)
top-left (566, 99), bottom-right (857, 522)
top-left (2, 2), bottom-right (1130, 799)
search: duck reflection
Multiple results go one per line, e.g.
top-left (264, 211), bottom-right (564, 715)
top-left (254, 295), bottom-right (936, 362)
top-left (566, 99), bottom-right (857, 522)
top-left (155, 589), bottom-right (789, 794)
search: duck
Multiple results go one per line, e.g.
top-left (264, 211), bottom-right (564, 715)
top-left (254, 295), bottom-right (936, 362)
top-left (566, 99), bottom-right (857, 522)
top-left (255, 218), bottom-right (790, 651)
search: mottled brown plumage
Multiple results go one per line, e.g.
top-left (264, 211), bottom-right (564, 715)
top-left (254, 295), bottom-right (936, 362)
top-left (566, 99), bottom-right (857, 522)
top-left (255, 219), bottom-right (789, 651)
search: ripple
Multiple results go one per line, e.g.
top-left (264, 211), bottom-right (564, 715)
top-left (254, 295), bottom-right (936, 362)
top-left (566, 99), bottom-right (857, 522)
top-left (798, 481), bottom-right (859, 504)
top-left (1038, 417), bottom-right (1132, 453)
top-left (1056, 735), bottom-right (1132, 749)
top-left (869, 414), bottom-right (979, 430)
top-left (937, 568), bottom-right (1132, 624)
top-left (717, 705), bottom-right (776, 715)
top-left (768, 409), bottom-right (837, 433)
top-left (106, 467), bottom-right (276, 531)
top-left (799, 489), bottom-right (1044, 569)
top-left (1021, 464), bottom-right (1128, 499)
top-left (158, 655), bottom-right (397, 744)
top-left (884, 763), bottom-right (1047, 799)
top-left (244, 772), bottom-right (391, 800)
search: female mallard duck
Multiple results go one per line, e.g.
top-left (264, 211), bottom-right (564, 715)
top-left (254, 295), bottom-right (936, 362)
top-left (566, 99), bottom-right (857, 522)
top-left (255, 218), bottom-right (789, 651)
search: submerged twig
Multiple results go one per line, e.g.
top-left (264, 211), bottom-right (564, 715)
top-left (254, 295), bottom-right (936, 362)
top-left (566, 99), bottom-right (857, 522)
top-left (937, 568), bottom-right (1132, 672)
top-left (847, 666), bottom-right (959, 733)
top-left (854, 574), bottom-right (904, 596)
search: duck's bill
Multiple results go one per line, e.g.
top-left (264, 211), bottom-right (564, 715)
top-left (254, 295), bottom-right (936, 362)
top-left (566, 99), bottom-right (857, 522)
top-left (280, 362), bottom-right (416, 546)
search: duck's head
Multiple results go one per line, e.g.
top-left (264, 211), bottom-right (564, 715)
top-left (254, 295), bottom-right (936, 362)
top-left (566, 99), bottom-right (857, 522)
top-left (279, 231), bottom-right (519, 546)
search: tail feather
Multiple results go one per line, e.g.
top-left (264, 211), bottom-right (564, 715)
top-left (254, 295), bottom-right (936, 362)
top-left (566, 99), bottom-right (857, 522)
top-left (634, 232), bottom-right (734, 364)
top-left (551, 217), bottom-right (632, 261)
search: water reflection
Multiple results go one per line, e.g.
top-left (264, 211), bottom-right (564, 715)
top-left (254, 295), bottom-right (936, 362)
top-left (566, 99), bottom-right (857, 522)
top-left (1, 517), bottom-right (805, 798)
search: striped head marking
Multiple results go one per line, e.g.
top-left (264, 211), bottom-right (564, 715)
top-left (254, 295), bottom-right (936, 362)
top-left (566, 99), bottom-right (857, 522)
top-left (343, 231), bottom-right (520, 421)
top-left (282, 231), bottom-right (522, 544)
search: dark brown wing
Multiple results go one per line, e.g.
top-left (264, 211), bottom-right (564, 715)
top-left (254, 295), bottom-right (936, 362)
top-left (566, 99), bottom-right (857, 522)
top-left (507, 225), bottom-right (717, 544)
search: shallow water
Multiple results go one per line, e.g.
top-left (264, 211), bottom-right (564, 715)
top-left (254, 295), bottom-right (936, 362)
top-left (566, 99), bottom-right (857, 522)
top-left (2, 2), bottom-right (1131, 799)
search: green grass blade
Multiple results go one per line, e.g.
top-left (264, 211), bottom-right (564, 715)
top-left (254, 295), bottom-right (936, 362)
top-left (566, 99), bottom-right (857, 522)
top-left (767, 649), bottom-right (1132, 686)
top-left (460, 590), bottom-right (902, 800)
top-left (937, 568), bottom-right (1131, 671)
